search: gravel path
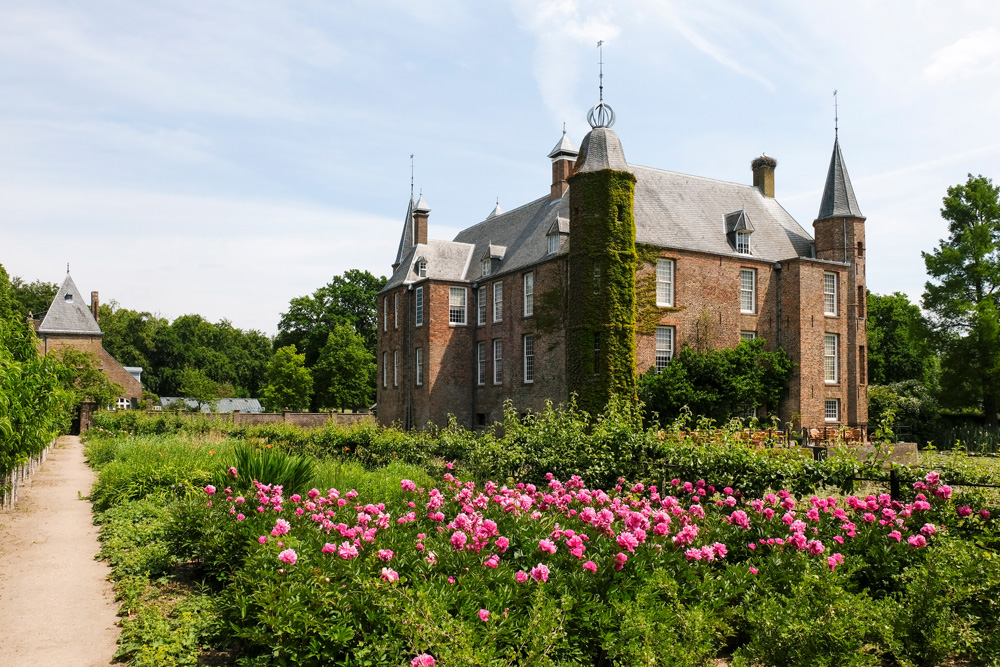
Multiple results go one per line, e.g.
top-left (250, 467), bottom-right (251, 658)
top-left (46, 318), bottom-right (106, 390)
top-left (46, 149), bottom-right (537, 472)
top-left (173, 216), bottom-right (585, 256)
top-left (0, 435), bottom-right (120, 667)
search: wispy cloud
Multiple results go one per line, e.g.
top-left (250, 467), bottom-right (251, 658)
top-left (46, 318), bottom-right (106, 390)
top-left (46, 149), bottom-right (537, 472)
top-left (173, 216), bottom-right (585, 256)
top-left (924, 27), bottom-right (1000, 84)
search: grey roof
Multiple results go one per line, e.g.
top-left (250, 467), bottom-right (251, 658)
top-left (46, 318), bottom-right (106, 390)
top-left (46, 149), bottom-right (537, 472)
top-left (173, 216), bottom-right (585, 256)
top-left (725, 209), bottom-right (755, 233)
top-left (547, 130), bottom-right (579, 159)
top-left (38, 273), bottom-right (103, 335)
top-left (160, 397), bottom-right (264, 413)
top-left (632, 166), bottom-right (814, 260)
top-left (575, 127), bottom-right (630, 173)
top-left (486, 203), bottom-right (503, 219)
top-left (392, 197), bottom-right (415, 269)
top-left (817, 137), bottom-right (864, 220)
top-left (414, 195), bottom-right (431, 213)
top-left (547, 215), bottom-right (569, 235)
top-left (384, 239), bottom-right (476, 290)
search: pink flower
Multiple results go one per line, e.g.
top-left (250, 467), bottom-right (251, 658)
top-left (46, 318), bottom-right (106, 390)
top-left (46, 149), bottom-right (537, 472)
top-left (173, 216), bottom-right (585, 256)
top-left (748, 565), bottom-right (758, 575)
top-left (685, 548), bottom-right (703, 561)
top-left (236, 513), bottom-right (245, 521)
top-left (980, 510), bottom-right (991, 520)
top-left (322, 543), bottom-right (336, 554)
top-left (484, 554), bottom-right (499, 568)
top-left (381, 567), bottom-right (399, 582)
top-left (908, 534), bottom-right (927, 549)
top-left (401, 480), bottom-right (417, 492)
top-left (378, 549), bottom-right (394, 561)
top-left (446, 462), bottom-right (454, 469)
top-left (271, 519), bottom-right (291, 537)
top-left (278, 548), bottom-right (297, 565)
top-left (205, 485), bottom-right (216, 495)
top-left (729, 510), bottom-right (750, 530)
top-left (451, 531), bottom-right (468, 550)
top-left (478, 609), bottom-right (490, 622)
top-left (920, 523), bottom-right (937, 537)
top-left (538, 538), bottom-right (557, 554)
top-left (338, 541), bottom-right (359, 560)
top-left (515, 571), bottom-right (528, 583)
top-left (616, 532), bottom-right (639, 553)
top-left (411, 654), bottom-right (435, 667)
top-left (530, 563), bottom-right (550, 582)
top-left (495, 536), bottom-right (510, 552)
top-left (258, 535), bottom-right (268, 544)
top-left (888, 530), bottom-right (902, 542)
top-left (228, 466), bottom-right (238, 478)
top-left (828, 553), bottom-right (844, 571)
top-left (613, 552), bottom-right (628, 571)
top-left (807, 540), bottom-right (825, 555)
top-left (583, 560), bottom-right (597, 573)
top-left (935, 485), bottom-right (952, 499)
top-left (957, 505), bottom-right (973, 517)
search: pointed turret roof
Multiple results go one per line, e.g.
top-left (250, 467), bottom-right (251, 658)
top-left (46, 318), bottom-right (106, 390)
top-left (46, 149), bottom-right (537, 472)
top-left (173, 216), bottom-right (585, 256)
top-left (547, 130), bottom-right (578, 159)
top-left (575, 127), bottom-right (629, 173)
top-left (817, 137), bottom-right (864, 220)
top-left (38, 272), bottom-right (102, 335)
top-left (392, 197), bottom-right (416, 270)
top-left (486, 203), bottom-right (503, 220)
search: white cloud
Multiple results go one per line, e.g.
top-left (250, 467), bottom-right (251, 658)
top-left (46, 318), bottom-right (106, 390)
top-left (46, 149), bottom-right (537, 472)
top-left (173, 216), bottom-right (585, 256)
top-left (924, 27), bottom-right (1000, 83)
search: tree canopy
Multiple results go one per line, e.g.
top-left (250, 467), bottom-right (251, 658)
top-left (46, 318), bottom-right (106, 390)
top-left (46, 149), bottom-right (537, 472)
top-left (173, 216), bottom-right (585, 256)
top-left (922, 174), bottom-right (1000, 424)
top-left (313, 325), bottom-right (376, 411)
top-left (638, 338), bottom-right (794, 427)
top-left (275, 269), bottom-right (386, 367)
top-left (866, 291), bottom-right (933, 385)
top-left (261, 345), bottom-right (313, 412)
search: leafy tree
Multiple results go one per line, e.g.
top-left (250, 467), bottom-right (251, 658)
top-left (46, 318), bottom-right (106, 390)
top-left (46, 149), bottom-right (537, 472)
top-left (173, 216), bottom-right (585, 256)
top-left (638, 338), bottom-right (794, 426)
top-left (261, 345), bottom-right (313, 412)
top-left (866, 291), bottom-right (934, 385)
top-left (8, 277), bottom-right (58, 320)
top-left (312, 325), bottom-right (376, 411)
top-left (275, 269), bottom-right (387, 366)
top-left (52, 348), bottom-right (124, 409)
top-left (177, 367), bottom-right (220, 409)
top-left (922, 174), bottom-right (1000, 425)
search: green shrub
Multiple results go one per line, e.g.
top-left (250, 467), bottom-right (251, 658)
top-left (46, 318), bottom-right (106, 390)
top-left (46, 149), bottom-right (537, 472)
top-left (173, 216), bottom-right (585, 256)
top-left (229, 443), bottom-right (316, 494)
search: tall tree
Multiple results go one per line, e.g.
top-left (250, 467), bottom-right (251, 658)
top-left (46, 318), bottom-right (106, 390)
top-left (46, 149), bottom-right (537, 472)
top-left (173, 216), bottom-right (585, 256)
top-left (275, 269), bottom-right (387, 367)
top-left (312, 325), bottom-right (376, 411)
top-left (261, 345), bottom-right (313, 412)
top-left (8, 277), bottom-right (59, 320)
top-left (922, 174), bottom-right (1000, 425)
top-left (866, 291), bottom-right (933, 385)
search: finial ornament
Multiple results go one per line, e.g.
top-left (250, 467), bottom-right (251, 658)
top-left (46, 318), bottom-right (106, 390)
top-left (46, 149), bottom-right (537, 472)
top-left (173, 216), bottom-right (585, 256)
top-left (66, 262), bottom-right (70, 274)
top-left (587, 40), bottom-right (615, 128)
top-left (833, 90), bottom-right (838, 139)
top-left (410, 154), bottom-right (415, 199)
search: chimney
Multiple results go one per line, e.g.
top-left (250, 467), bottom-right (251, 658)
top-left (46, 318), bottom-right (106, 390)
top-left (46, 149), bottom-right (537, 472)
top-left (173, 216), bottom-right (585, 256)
top-left (413, 195), bottom-right (430, 246)
top-left (548, 130), bottom-right (579, 201)
top-left (91, 291), bottom-right (100, 324)
top-left (752, 155), bottom-right (777, 198)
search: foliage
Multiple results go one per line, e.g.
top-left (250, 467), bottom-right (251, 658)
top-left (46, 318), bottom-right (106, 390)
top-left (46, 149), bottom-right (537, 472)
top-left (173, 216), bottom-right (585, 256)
top-left (229, 443), bottom-right (316, 495)
top-left (275, 269), bottom-right (387, 367)
top-left (566, 167), bottom-right (639, 416)
top-left (52, 347), bottom-right (125, 408)
top-left (177, 368), bottom-right (220, 409)
top-left (867, 290), bottom-right (935, 385)
top-left (312, 324), bottom-right (376, 411)
top-left (922, 173), bottom-right (1000, 424)
top-left (638, 338), bottom-right (795, 427)
top-left (868, 380), bottom-right (942, 446)
top-left (260, 345), bottom-right (313, 412)
top-left (6, 276), bottom-right (59, 321)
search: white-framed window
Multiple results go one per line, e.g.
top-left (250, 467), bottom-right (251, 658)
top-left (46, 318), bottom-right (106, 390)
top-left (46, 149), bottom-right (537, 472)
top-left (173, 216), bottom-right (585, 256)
top-left (383, 297), bottom-right (388, 331)
top-left (523, 272), bottom-right (534, 317)
top-left (740, 269), bottom-right (756, 314)
top-left (736, 231), bottom-right (751, 254)
top-left (116, 397), bottom-right (130, 410)
top-left (382, 352), bottom-right (387, 388)
top-left (417, 261), bottom-right (427, 278)
top-left (655, 326), bottom-right (674, 371)
top-left (493, 339), bottom-right (502, 384)
top-left (415, 286), bottom-right (423, 326)
top-left (493, 282), bottom-right (503, 322)
top-left (477, 342), bottom-right (486, 386)
top-left (824, 272), bottom-right (838, 316)
top-left (656, 259), bottom-right (674, 307)
top-left (741, 331), bottom-right (756, 342)
top-left (449, 287), bottom-right (467, 325)
top-left (394, 293), bottom-right (399, 329)
top-left (415, 348), bottom-right (423, 386)
top-left (481, 258), bottom-right (491, 277)
top-left (393, 349), bottom-right (399, 387)
top-left (824, 333), bottom-right (839, 383)
top-left (523, 334), bottom-right (534, 383)
top-left (477, 285), bottom-right (486, 326)
top-left (825, 398), bottom-right (840, 422)
top-left (547, 234), bottom-right (559, 255)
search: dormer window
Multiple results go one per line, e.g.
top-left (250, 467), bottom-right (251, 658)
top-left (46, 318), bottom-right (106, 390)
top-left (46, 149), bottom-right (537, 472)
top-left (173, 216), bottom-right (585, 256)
top-left (65, 293), bottom-right (73, 301)
top-left (736, 231), bottom-right (751, 254)
top-left (546, 216), bottom-right (569, 255)
top-left (481, 258), bottom-right (491, 277)
top-left (547, 234), bottom-right (559, 255)
top-left (415, 260), bottom-right (427, 278)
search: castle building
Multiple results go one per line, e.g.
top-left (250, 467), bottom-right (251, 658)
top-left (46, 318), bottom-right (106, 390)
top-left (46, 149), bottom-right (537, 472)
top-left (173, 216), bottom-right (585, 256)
top-left (34, 271), bottom-right (144, 411)
top-left (376, 101), bottom-right (868, 430)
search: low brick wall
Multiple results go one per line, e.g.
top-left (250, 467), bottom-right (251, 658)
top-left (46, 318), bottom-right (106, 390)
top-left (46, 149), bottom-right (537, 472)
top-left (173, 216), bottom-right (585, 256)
top-left (150, 411), bottom-right (372, 429)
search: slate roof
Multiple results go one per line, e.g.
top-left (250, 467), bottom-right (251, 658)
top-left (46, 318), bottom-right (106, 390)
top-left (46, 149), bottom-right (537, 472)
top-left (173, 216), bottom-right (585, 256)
top-left (548, 130), bottom-right (579, 159)
top-left (392, 197), bottom-right (415, 269)
top-left (817, 138), bottom-right (864, 220)
top-left (159, 397), bottom-right (265, 413)
top-left (384, 239), bottom-right (476, 290)
top-left (38, 273), bottom-right (103, 335)
top-left (575, 127), bottom-right (629, 173)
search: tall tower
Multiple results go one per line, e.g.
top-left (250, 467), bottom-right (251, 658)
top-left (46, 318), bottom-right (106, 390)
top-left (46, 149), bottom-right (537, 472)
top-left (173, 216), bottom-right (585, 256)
top-left (566, 98), bottom-right (638, 415)
top-left (813, 136), bottom-right (868, 426)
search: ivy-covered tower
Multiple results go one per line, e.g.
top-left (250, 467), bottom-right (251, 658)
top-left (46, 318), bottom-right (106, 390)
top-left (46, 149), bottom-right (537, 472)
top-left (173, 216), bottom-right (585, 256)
top-left (566, 101), bottom-right (639, 415)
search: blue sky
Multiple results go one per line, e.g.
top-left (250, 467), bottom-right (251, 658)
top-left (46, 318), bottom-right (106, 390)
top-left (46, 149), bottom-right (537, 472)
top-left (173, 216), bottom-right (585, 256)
top-left (2, 1), bottom-right (999, 333)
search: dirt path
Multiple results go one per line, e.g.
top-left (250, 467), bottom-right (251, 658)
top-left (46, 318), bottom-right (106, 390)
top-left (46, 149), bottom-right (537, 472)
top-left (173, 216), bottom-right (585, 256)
top-left (0, 435), bottom-right (120, 667)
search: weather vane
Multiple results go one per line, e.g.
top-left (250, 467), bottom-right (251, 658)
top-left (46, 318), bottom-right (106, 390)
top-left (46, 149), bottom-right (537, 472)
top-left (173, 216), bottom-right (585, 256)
top-left (587, 40), bottom-right (615, 129)
top-left (834, 90), bottom-right (838, 139)
top-left (410, 154), bottom-right (415, 200)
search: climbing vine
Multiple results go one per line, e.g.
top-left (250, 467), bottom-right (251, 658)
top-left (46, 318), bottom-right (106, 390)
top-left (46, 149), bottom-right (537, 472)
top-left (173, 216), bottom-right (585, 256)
top-left (634, 243), bottom-right (683, 335)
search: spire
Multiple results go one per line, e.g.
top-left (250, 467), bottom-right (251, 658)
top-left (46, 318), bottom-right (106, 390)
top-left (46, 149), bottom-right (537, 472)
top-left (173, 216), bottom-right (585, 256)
top-left (392, 196), bottom-right (416, 270)
top-left (816, 137), bottom-right (864, 220)
top-left (547, 127), bottom-right (578, 159)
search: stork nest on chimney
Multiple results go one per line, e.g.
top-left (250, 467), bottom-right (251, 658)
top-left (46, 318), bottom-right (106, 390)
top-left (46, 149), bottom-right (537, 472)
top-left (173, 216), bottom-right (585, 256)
top-left (751, 155), bottom-right (778, 170)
